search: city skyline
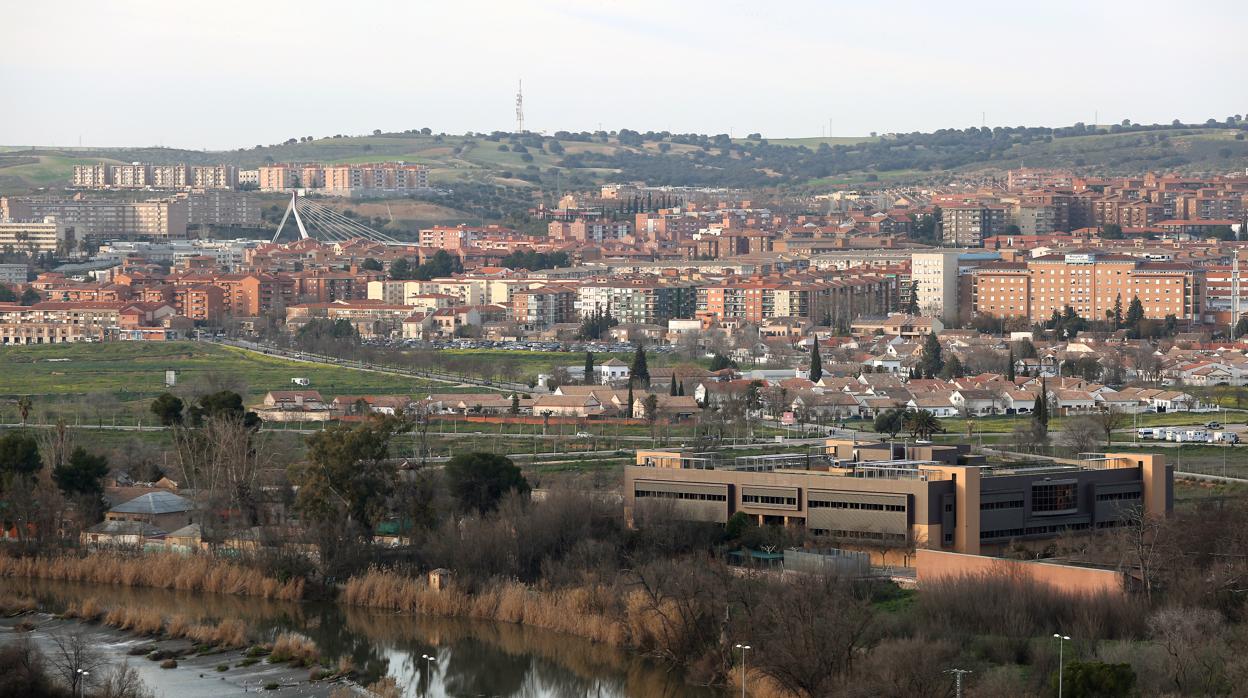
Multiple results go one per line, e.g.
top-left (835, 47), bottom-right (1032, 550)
top-left (2, 0), bottom-right (1245, 149)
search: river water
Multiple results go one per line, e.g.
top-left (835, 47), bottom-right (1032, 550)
top-left (0, 578), bottom-right (721, 698)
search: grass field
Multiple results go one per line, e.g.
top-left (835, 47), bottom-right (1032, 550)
top-left (0, 341), bottom-right (459, 420)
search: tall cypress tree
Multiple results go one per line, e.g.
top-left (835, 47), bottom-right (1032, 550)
top-left (630, 345), bottom-right (650, 387)
top-left (583, 351), bottom-right (595, 384)
top-left (678, 381), bottom-right (685, 396)
top-left (1006, 348), bottom-right (1016, 382)
top-left (809, 340), bottom-right (823, 383)
top-left (1035, 376), bottom-right (1050, 432)
top-left (669, 375), bottom-right (678, 396)
top-left (626, 381), bottom-right (635, 418)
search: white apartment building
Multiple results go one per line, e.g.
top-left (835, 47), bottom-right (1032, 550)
top-left (911, 251), bottom-right (960, 324)
top-left (0, 217), bottom-right (69, 254)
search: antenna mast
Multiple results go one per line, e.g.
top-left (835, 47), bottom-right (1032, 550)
top-left (515, 80), bottom-right (525, 134)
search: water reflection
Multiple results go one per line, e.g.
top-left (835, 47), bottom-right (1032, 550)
top-left (1, 579), bottom-right (719, 698)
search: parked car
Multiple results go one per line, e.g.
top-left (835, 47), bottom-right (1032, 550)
top-left (574, 431), bottom-right (593, 438)
top-left (1205, 421), bottom-right (1222, 429)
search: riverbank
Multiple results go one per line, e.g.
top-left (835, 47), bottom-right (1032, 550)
top-left (0, 551), bottom-right (304, 601)
top-left (1, 576), bottom-right (719, 697)
top-left (0, 613), bottom-right (349, 697)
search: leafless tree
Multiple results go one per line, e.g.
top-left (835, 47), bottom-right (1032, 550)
top-left (747, 572), bottom-right (876, 697)
top-left (1148, 606), bottom-right (1230, 694)
top-left (97, 661), bottom-right (155, 698)
top-left (48, 630), bottom-right (107, 696)
top-left (171, 416), bottom-right (271, 538)
top-left (1090, 407), bottom-right (1129, 446)
top-left (1058, 417), bottom-right (1102, 456)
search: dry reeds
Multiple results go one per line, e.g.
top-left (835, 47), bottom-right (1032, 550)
top-left (340, 568), bottom-right (633, 647)
top-left (0, 552), bottom-right (303, 601)
top-left (61, 596), bottom-right (105, 622)
top-left (103, 606), bottom-right (165, 636)
top-left (269, 632), bottom-right (320, 666)
top-left (0, 593), bottom-right (37, 616)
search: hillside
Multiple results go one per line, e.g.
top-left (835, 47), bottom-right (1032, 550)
top-left (3, 120), bottom-right (1247, 194)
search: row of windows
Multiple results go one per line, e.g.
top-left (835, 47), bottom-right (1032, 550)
top-left (741, 494), bottom-right (798, 506)
top-left (1095, 491), bottom-right (1141, 502)
top-left (635, 490), bottom-right (726, 502)
top-left (809, 500), bottom-right (906, 512)
top-left (981, 522), bottom-right (1091, 540)
top-left (980, 499), bottom-right (1025, 510)
top-left (811, 528), bottom-right (907, 543)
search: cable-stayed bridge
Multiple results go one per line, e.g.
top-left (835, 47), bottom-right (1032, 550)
top-left (271, 193), bottom-right (402, 244)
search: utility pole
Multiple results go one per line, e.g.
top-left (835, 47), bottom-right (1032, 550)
top-left (945, 668), bottom-right (972, 698)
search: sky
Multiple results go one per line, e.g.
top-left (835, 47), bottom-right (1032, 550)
top-left (2, 0), bottom-right (1245, 151)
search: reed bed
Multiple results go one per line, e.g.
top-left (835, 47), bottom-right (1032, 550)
top-left (103, 606), bottom-right (165, 635)
top-left (269, 632), bottom-right (320, 666)
top-left (341, 568), bottom-right (650, 649)
top-left (0, 552), bottom-right (303, 601)
top-left (0, 592), bottom-right (38, 616)
top-left (61, 596), bottom-right (105, 622)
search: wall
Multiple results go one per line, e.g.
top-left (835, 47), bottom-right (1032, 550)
top-left (916, 548), bottom-right (1125, 597)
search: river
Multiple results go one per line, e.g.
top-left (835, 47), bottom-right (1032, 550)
top-left (0, 578), bottom-right (722, 698)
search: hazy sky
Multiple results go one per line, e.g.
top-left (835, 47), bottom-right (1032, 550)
top-left (3, 0), bottom-right (1244, 150)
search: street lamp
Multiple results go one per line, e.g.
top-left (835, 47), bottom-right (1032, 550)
top-left (420, 653), bottom-right (436, 695)
top-left (76, 669), bottom-right (89, 698)
top-left (1053, 634), bottom-right (1071, 698)
top-left (734, 644), bottom-right (751, 698)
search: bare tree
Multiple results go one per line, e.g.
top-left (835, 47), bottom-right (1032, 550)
top-left (1090, 407), bottom-right (1129, 447)
top-left (747, 572), bottom-right (876, 697)
top-left (97, 661), bottom-right (155, 698)
top-left (1058, 417), bottom-right (1102, 456)
top-left (48, 631), bottom-right (107, 696)
top-left (171, 416), bottom-right (271, 538)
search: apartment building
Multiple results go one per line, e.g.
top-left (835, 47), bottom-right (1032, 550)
top-left (0, 301), bottom-right (126, 344)
top-left (942, 204), bottom-right (1006, 246)
top-left (150, 165), bottom-right (189, 189)
top-left (191, 165), bottom-right (237, 190)
top-left (577, 279), bottom-right (697, 325)
top-left (238, 170), bottom-right (260, 188)
top-left (72, 164), bottom-right (111, 189)
top-left (696, 275), bottom-right (893, 326)
top-left (110, 164), bottom-right (151, 189)
top-left (911, 251), bottom-right (961, 323)
top-left (973, 250), bottom-right (1204, 323)
top-left (2, 196), bottom-right (187, 239)
top-left (181, 190), bottom-right (260, 227)
top-left (258, 165), bottom-right (294, 191)
top-left (1013, 203), bottom-right (1058, 235)
top-left (549, 219), bottom-right (634, 243)
top-left (512, 286), bottom-right (576, 329)
top-left (321, 163), bottom-right (429, 196)
top-left (419, 226), bottom-right (478, 250)
top-left (0, 216), bottom-right (70, 254)
top-left (625, 442), bottom-right (1171, 556)
top-left (173, 285), bottom-right (226, 324)
top-left (0, 264), bottom-right (28, 286)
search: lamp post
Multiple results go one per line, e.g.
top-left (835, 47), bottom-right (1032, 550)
top-left (1053, 634), bottom-right (1071, 698)
top-left (76, 669), bottom-right (89, 698)
top-left (734, 643), bottom-right (751, 698)
top-left (420, 653), bottom-right (436, 695)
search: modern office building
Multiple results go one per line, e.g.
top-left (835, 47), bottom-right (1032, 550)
top-left (625, 440), bottom-right (1171, 556)
top-left (0, 216), bottom-right (70, 254)
top-left (1, 196), bottom-right (187, 240)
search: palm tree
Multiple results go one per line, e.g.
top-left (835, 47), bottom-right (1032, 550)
top-left (904, 409), bottom-right (942, 439)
